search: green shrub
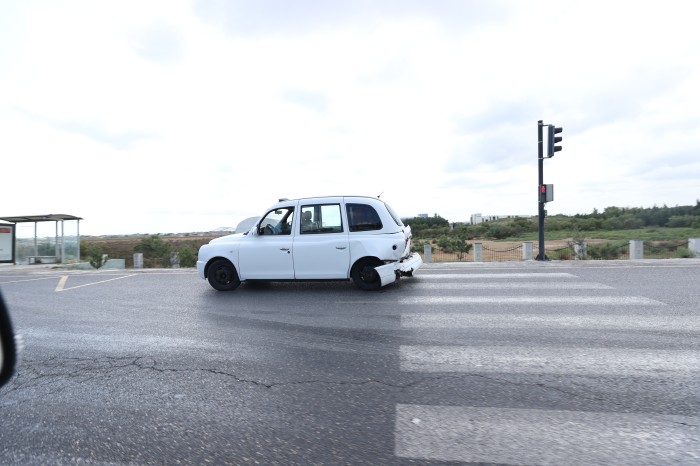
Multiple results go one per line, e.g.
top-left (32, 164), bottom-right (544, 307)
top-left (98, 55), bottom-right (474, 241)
top-left (486, 223), bottom-right (514, 239)
top-left (411, 240), bottom-right (427, 253)
top-left (549, 248), bottom-right (573, 260)
top-left (81, 241), bottom-right (105, 268)
top-left (177, 246), bottom-right (197, 267)
top-left (437, 237), bottom-right (473, 260)
top-left (587, 242), bottom-right (626, 260)
top-left (603, 214), bottom-right (644, 230)
top-left (134, 235), bottom-right (172, 267)
top-left (667, 215), bottom-right (699, 228)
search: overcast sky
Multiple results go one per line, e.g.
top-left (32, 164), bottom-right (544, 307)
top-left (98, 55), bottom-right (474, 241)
top-left (1, 0), bottom-right (698, 236)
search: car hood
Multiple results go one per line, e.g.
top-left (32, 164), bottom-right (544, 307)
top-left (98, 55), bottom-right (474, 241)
top-left (208, 216), bottom-right (260, 244)
top-left (208, 232), bottom-right (248, 244)
top-left (235, 216), bottom-right (260, 233)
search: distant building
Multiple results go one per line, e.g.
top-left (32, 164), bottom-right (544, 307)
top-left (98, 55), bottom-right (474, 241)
top-left (470, 213), bottom-right (530, 224)
top-left (417, 213), bottom-right (429, 218)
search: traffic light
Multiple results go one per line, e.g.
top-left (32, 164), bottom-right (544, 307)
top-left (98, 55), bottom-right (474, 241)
top-left (547, 125), bottom-right (563, 157)
top-left (539, 184), bottom-right (553, 203)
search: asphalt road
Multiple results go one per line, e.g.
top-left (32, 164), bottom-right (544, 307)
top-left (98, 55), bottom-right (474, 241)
top-left (1, 260), bottom-right (699, 465)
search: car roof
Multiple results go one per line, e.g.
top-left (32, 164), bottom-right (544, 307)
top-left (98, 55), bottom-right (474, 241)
top-left (279, 195), bottom-right (380, 202)
top-left (270, 195), bottom-right (384, 206)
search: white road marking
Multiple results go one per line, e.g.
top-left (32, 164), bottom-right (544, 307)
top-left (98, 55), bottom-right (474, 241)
top-left (407, 281), bottom-right (612, 289)
top-left (18, 328), bottom-right (223, 351)
top-left (402, 313), bottom-right (697, 331)
top-left (399, 296), bottom-right (665, 305)
top-left (55, 274), bottom-right (137, 292)
top-left (0, 276), bottom-right (64, 284)
top-left (417, 272), bottom-right (577, 279)
top-left (400, 345), bottom-right (700, 375)
top-left (55, 275), bottom-right (69, 291)
top-left (395, 404), bottom-right (700, 465)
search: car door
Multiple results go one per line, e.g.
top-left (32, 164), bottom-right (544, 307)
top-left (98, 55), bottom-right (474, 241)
top-left (293, 200), bottom-right (350, 279)
top-left (238, 206), bottom-right (295, 279)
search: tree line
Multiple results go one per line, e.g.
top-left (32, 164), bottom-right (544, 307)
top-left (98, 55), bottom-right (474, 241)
top-left (404, 201), bottom-right (700, 240)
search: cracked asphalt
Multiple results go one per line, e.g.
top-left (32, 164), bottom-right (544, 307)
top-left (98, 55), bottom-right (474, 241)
top-left (0, 261), bottom-right (699, 465)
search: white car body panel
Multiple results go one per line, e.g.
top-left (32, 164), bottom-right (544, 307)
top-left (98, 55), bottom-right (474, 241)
top-left (293, 233), bottom-right (350, 279)
top-left (197, 196), bottom-right (422, 290)
top-left (239, 235), bottom-right (294, 279)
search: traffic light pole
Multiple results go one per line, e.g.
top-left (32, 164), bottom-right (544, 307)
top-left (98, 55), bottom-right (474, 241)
top-left (536, 120), bottom-right (548, 261)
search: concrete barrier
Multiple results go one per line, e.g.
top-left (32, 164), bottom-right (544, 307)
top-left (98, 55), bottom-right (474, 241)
top-left (629, 240), bottom-right (644, 260)
top-left (474, 243), bottom-right (483, 262)
top-left (103, 259), bottom-right (125, 269)
top-left (689, 238), bottom-right (700, 258)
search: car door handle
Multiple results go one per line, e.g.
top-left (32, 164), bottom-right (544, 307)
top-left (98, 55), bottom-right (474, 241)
top-left (336, 246), bottom-right (347, 250)
top-left (280, 248), bottom-right (290, 251)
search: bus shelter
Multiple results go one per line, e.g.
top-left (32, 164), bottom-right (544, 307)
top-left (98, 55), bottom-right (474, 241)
top-left (0, 214), bottom-right (82, 265)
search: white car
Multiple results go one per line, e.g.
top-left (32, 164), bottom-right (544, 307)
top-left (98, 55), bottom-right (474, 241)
top-left (197, 196), bottom-right (422, 291)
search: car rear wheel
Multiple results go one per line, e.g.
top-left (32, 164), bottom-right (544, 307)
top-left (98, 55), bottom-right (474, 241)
top-left (351, 258), bottom-right (383, 291)
top-left (207, 259), bottom-right (241, 291)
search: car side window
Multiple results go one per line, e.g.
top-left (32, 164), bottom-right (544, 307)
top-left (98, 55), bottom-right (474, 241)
top-left (259, 207), bottom-right (294, 235)
top-left (347, 203), bottom-right (383, 232)
top-left (301, 204), bottom-right (343, 234)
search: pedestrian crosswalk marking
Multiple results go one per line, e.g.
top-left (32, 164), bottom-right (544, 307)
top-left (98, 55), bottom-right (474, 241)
top-left (395, 404), bottom-right (700, 465)
top-left (393, 270), bottom-right (691, 464)
top-left (399, 296), bottom-right (665, 305)
top-left (399, 345), bottom-right (700, 375)
top-left (417, 272), bottom-right (577, 279)
top-left (402, 313), bottom-right (692, 331)
top-left (407, 281), bottom-right (612, 289)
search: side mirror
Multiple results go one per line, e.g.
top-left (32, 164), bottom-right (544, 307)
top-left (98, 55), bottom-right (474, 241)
top-left (0, 292), bottom-right (16, 388)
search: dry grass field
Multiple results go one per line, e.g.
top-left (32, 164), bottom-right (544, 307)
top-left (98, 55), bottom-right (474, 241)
top-left (82, 233), bottom-right (226, 267)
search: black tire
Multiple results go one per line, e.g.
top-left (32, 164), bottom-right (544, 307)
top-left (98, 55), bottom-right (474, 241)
top-left (351, 258), bottom-right (383, 291)
top-left (207, 259), bottom-right (241, 291)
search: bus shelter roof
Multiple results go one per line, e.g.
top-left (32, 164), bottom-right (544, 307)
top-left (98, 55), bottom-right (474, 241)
top-left (0, 214), bottom-right (82, 224)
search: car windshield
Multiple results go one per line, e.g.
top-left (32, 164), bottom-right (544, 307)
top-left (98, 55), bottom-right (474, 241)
top-left (259, 207), bottom-right (294, 235)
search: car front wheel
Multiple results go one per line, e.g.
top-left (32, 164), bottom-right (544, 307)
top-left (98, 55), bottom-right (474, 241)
top-left (351, 258), bottom-right (383, 291)
top-left (207, 259), bottom-right (241, 291)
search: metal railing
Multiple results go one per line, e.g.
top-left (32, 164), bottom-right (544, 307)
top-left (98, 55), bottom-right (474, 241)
top-left (483, 244), bottom-right (522, 262)
top-left (421, 238), bottom-right (700, 263)
top-left (644, 240), bottom-right (690, 259)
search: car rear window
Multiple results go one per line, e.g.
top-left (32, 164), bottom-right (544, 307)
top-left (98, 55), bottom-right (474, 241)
top-left (383, 202), bottom-right (404, 227)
